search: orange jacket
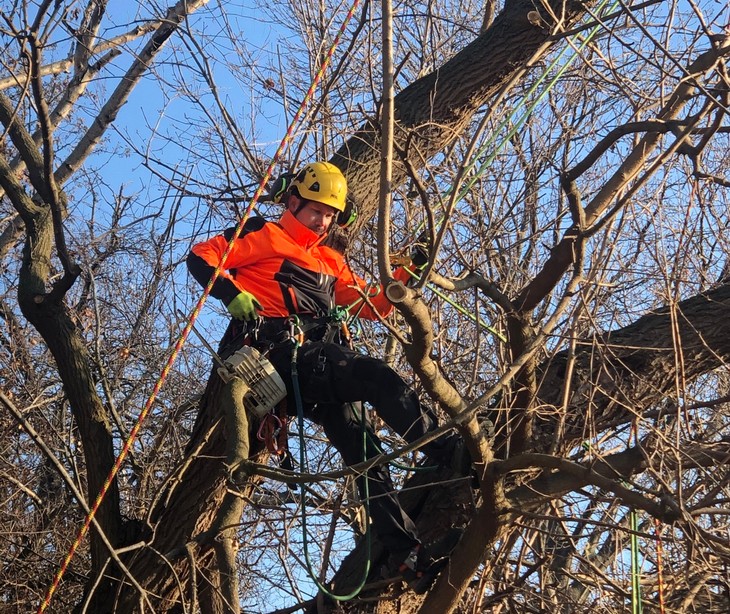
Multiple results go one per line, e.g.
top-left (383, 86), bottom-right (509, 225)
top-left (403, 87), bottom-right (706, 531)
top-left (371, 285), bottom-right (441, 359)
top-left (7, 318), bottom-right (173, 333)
top-left (187, 210), bottom-right (411, 320)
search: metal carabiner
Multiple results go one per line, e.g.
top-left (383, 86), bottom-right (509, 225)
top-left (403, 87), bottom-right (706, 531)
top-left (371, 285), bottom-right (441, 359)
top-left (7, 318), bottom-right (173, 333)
top-left (287, 315), bottom-right (305, 346)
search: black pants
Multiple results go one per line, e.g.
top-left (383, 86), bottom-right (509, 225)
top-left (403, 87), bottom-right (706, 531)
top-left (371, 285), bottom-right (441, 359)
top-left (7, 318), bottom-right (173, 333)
top-left (218, 320), bottom-right (451, 556)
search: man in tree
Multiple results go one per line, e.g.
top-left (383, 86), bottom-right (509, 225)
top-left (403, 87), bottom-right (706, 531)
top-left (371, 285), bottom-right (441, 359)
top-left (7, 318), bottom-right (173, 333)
top-left (187, 161), bottom-right (461, 589)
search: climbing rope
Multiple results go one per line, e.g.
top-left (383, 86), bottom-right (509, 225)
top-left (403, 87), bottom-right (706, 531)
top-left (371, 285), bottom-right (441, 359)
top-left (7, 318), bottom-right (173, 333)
top-left (403, 266), bottom-right (507, 342)
top-left (37, 0), bottom-right (363, 610)
top-left (447, 0), bottom-right (617, 204)
top-left (399, 0), bottom-right (619, 335)
top-left (289, 334), bottom-right (372, 601)
top-left (626, 421), bottom-right (643, 613)
top-left (630, 508), bottom-right (643, 614)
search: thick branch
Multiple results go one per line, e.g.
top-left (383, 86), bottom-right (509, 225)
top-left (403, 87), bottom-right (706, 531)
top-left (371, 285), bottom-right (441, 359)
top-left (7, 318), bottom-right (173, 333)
top-left (506, 441), bottom-right (730, 510)
top-left (534, 280), bottom-right (730, 449)
top-left (0, 92), bottom-right (49, 200)
top-left (333, 0), bottom-right (598, 224)
top-left (28, 30), bottom-right (79, 292)
top-left (0, 213), bottom-right (24, 262)
top-left (0, 154), bottom-right (41, 225)
top-left (498, 452), bottom-right (682, 522)
top-left (207, 378), bottom-right (249, 614)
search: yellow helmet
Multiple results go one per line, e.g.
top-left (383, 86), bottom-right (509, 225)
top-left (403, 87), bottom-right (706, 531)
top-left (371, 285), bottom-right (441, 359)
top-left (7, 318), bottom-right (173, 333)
top-left (291, 162), bottom-right (348, 212)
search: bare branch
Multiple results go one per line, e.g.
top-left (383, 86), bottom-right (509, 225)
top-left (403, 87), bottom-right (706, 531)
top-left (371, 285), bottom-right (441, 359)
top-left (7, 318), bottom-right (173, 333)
top-left (55, 0), bottom-right (212, 186)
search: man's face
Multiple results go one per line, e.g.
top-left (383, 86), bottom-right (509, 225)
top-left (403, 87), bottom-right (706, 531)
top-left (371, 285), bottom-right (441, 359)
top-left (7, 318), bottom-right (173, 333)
top-left (290, 199), bottom-right (338, 235)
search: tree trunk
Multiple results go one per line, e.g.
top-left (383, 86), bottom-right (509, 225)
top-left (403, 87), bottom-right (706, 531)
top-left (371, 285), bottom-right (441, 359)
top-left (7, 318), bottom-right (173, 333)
top-left (112, 324), bottom-right (266, 612)
top-left (17, 205), bottom-right (122, 580)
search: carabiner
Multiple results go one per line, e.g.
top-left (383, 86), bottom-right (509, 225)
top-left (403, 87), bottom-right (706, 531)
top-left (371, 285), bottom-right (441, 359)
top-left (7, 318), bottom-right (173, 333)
top-left (287, 315), bottom-right (305, 346)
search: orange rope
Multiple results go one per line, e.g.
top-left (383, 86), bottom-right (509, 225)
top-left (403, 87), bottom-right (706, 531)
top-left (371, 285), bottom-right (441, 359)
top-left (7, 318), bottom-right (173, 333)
top-left (38, 1), bottom-right (362, 610)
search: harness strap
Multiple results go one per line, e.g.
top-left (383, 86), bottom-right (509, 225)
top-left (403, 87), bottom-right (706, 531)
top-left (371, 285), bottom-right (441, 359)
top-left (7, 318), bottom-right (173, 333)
top-left (250, 315), bottom-right (343, 347)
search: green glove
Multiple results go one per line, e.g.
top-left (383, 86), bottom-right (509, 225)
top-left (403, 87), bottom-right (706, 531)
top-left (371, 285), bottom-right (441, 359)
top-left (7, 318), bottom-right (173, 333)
top-left (227, 291), bottom-right (262, 320)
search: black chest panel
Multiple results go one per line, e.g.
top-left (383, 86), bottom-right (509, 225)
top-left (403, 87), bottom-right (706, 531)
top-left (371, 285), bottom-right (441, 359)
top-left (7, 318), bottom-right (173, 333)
top-left (275, 259), bottom-right (337, 316)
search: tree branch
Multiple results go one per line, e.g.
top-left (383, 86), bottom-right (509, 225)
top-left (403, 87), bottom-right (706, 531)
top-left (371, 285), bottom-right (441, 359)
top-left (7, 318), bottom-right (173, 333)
top-left (27, 29), bottom-right (80, 294)
top-left (0, 22), bottom-right (163, 91)
top-left (55, 0), bottom-right (212, 186)
top-left (0, 90), bottom-right (49, 200)
top-left (516, 37), bottom-right (730, 311)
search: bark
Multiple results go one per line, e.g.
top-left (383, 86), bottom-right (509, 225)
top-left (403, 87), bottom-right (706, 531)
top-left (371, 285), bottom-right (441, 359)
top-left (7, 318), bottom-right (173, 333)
top-left (206, 378), bottom-right (250, 614)
top-left (115, 326), bottom-right (266, 613)
top-left (12, 205), bottom-right (138, 613)
top-left (115, 370), bottom-right (230, 612)
top-left (117, 1), bottom-right (702, 610)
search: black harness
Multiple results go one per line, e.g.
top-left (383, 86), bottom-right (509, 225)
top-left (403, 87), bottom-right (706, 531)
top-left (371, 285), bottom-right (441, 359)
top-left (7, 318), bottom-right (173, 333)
top-left (248, 313), bottom-right (350, 349)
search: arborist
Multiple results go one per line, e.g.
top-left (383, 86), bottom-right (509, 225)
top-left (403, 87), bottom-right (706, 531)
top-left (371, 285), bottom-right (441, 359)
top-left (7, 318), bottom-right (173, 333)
top-left (187, 161), bottom-right (464, 589)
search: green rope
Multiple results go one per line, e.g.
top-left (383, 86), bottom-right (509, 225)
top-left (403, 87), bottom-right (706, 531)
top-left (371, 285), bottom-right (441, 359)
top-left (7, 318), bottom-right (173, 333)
top-left (448, 0), bottom-right (616, 204)
top-left (585, 441), bottom-right (644, 613)
top-left (361, 428), bottom-right (439, 473)
top-left (630, 509), bottom-right (643, 613)
top-left (399, 0), bottom-right (619, 333)
top-left (404, 267), bottom-right (507, 342)
top-left (290, 340), bottom-right (372, 601)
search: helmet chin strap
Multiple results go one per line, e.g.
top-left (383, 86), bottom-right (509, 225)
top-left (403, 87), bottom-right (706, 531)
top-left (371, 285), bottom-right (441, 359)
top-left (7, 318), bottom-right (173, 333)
top-left (288, 190), bottom-right (310, 218)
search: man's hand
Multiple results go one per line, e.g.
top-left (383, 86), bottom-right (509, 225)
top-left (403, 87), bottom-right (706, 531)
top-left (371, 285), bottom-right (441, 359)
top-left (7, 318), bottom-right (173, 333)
top-left (389, 239), bottom-right (430, 269)
top-left (411, 240), bottom-right (430, 269)
top-left (227, 291), bottom-right (262, 320)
